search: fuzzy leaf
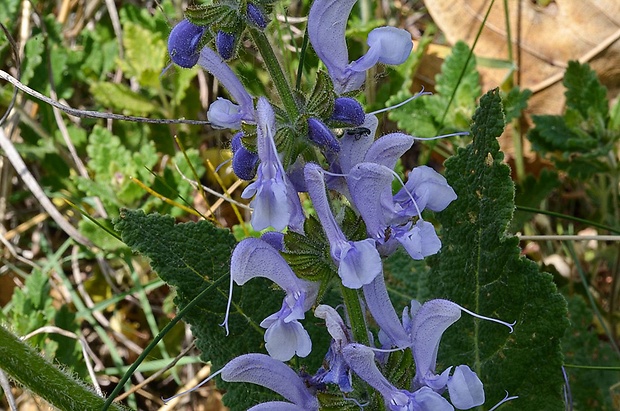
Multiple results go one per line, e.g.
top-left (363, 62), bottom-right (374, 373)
top-left (427, 89), bottom-right (569, 410)
top-left (114, 209), bottom-right (283, 409)
top-left (502, 87), bottom-right (532, 123)
top-left (564, 60), bottom-right (608, 120)
top-left (562, 294), bottom-right (617, 410)
top-left (118, 21), bottom-right (167, 88)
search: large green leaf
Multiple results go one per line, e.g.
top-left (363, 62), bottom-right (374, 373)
top-left (114, 210), bottom-right (289, 409)
top-left (427, 89), bottom-right (569, 410)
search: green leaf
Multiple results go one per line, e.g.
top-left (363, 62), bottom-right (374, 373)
top-left (90, 82), bottom-right (159, 116)
top-left (564, 61), bottom-right (608, 120)
top-left (22, 34), bottom-right (45, 86)
top-left (502, 87), bottom-right (532, 123)
top-left (118, 21), bottom-right (167, 88)
top-left (427, 89), bottom-right (569, 409)
top-left (528, 114), bottom-right (597, 154)
top-left (562, 294), bottom-right (617, 410)
top-left (307, 71), bottom-right (336, 119)
top-left (114, 210), bottom-right (286, 409)
top-left (283, 215), bottom-right (336, 283)
top-left (77, 126), bottom-right (159, 214)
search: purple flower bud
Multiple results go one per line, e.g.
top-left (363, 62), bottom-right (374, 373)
top-left (307, 118), bottom-right (340, 152)
top-left (231, 132), bottom-right (259, 180)
top-left (246, 3), bottom-right (267, 29)
top-left (331, 97), bottom-right (365, 126)
top-left (216, 30), bottom-right (236, 60)
top-left (168, 19), bottom-right (205, 68)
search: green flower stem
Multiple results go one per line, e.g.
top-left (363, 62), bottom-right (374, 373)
top-left (0, 325), bottom-right (125, 411)
top-left (250, 28), bottom-right (300, 121)
top-left (340, 285), bottom-right (369, 345)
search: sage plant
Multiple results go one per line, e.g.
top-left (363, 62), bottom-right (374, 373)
top-left (164, 0), bottom-right (518, 409)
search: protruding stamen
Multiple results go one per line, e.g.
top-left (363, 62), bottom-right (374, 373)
top-left (412, 131), bottom-right (469, 140)
top-left (457, 304), bottom-right (516, 333)
top-left (368, 88), bottom-right (431, 116)
top-left (488, 391), bottom-right (519, 411)
top-left (220, 271), bottom-right (235, 336)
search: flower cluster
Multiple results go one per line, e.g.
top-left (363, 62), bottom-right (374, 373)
top-left (166, 0), bottom-right (516, 409)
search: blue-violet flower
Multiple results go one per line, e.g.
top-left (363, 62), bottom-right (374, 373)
top-left (198, 46), bottom-right (254, 129)
top-left (241, 98), bottom-right (305, 232)
top-left (304, 162), bottom-right (382, 288)
top-left (226, 237), bottom-right (318, 361)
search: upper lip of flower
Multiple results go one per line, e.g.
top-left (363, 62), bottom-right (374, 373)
top-left (308, 0), bottom-right (413, 94)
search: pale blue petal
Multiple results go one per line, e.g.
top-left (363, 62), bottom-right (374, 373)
top-left (395, 220), bottom-right (442, 260)
top-left (243, 170), bottom-right (291, 231)
top-left (314, 305), bottom-right (348, 344)
top-left (348, 27), bottom-right (413, 73)
top-left (307, 0), bottom-right (366, 94)
top-left (394, 166), bottom-right (457, 213)
top-left (338, 239), bottom-right (383, 288)
top-left (362, 275), bottom-right (410, 348)
top-left (243, 98), bottom-right (304, 232)
top-left (197, 47), bottom-right (254, 122)
top-left (364, 132), bottom-right (414, 170)
top-left (411, 387), bottom-right (454, 411)
top-left (221, 353), bottom-right (318, 409)
top-left (304, 162), bottom-right (347, 247)
top-left (411, 300), bottom-right (461, 390)
top-left (260, 231), bottom-right (284, 251)
top-left (305, 163), bottom-right (382, 288)
top-left (207, 98), bottom-right (244, 129)
top-left (347, 163), bottom-right (397, 239)
top-left (339, 115), bottom-right (377, 174)
top-left (263, 318), bottom-right (312, 360)
top-left (447, 365), bottom-right (485, 409)
top-left (248, 402), bottom-right (308, 411)
top-left (231, 238), bottom-right (313, 297)
top-left (342, 343), bottom-right (398, 398)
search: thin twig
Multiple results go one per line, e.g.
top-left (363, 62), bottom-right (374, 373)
top-left (519, 235), bottom-right (620, 241)
top-left (114, 343), bottom-right (196, 402)
top-left (0, 70), bottom-right (211, 125)
top-left (21, 326), bottom-right (103, 396)
top-left (0, 127), bottom-right (92, 246)
top-left (0, 369), bottom-right (18, 411)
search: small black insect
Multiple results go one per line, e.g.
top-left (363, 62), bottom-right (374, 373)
top-left (344, 127), bottom-right (371, 141)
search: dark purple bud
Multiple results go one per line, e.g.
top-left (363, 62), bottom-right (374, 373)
top-left (168, 19), bottom-right (205, 68)
top-left (331, 97), bottom-right (365, 126)
top-left (216, 31), bottom-right (236, 60)
top-left (231, 132), bottom-right (259, 180)
top-left (308, 118), bottom-right (340, 152)
top-left (246, 3), bottom-right (267, 30)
